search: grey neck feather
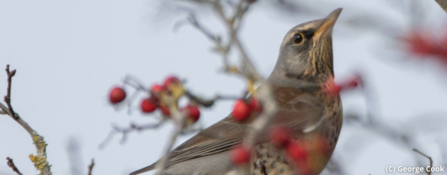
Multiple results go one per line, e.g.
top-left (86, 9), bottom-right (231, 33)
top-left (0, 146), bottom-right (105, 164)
top-left (267, 61), bottom-right (320, 89)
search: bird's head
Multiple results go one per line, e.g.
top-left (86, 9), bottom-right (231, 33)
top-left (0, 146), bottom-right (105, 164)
top-left (272, 8), bottom-right (342, 85)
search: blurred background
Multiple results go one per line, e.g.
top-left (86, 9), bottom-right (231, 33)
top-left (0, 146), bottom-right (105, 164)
top-left (0, 0), bottom-right (446, 174)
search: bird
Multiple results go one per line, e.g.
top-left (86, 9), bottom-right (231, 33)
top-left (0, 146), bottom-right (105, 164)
top-left (130, 8), bottom-right (343, 175)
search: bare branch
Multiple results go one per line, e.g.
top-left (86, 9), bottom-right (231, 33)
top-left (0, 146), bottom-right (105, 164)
top-left (1, 65), bottom-right (52, 175)
top-left (155, 110), bottom-right (188, 175)
top-left (99, 121), bottom-right (166, 149)
top-left (122, 75), bottom-right (148, 92)
top-left (211, 0), bottom-right (259, 79)
top-left (175, 2), bottom-right (280, 175)
top-left (67, 137), bottom-right (83, 175)
top-left (110, 75), bottom-right (154, 114)
top-left (185, 90), bottom-right (239, 107)
top-left (413, 148), bottom-right (433, 175)
top-left (174, 6), bottom-right (238, 73)
top-left (87, 159), bottom-right (95, 175)
top-left (435, 0), bottom-right (447, 13)
top-left (6, 157), bottom-right (22, 175)
top-left (4, 65), bottom-right (17, 119)
top-left (208, 1), bottom-right (279, 155)
top-left (174, 10), bottom-right (219, 42)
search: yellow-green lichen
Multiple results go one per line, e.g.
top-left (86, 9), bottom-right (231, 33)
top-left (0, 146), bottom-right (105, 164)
top-left (29, 154), bottom-right (48, 172)
top-left (29, 134), bottom-right (50, 174)
top-left (33, 135), bottom-right (47, 148)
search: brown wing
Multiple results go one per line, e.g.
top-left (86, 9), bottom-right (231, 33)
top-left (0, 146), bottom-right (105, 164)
top-left (129, 117), bottom-right (248, 175)
top-left (167, 117), bottom-right (248, 164)
top-left (130, 86), bottom-right (324, 175)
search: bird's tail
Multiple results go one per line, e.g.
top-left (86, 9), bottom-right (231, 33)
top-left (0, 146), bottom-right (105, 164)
top-left (129, 163), bottom-right (156, 175)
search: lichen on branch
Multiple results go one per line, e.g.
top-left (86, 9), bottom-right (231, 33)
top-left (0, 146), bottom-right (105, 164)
top-left (0, 65), bottom-right (52, 175)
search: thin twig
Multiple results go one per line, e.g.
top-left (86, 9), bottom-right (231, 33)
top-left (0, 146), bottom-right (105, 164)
top-left (188, 2), bottom-right (279, 175)
top-left (352, 76), bottom-right (434, 169)
top-left (155, 110), bottom-right (187, 175)
top-left (67, 137), bottom-right (83, 175)
top-left (1, 65), bottom-right (52, 175)
top-left (214, 0), bottom-right (261, 80)
top-left (6, 157), bottom-right (23, 175)
top-left (4, 65), bottom-right (17, 119)
top-left (123, 75), bottom-right (148, 92)
top-left (413, 148), bottom-right (433, 175)
top-left (184, 12), bottom-right (236, 73)
top-left (87, 159), bottom-right (95, 175)
top-left (210, 0), bottom-right (279, 150)
top-left (99, 121), bottom-right (166, 149)
top-left (121, 75), bottom-right (150, 114)
top-left (155, 128), bottom-right (182, 174)
top-left (185, 91), bottom-right (239, 107)
top-left (174, 10), bottom-right (218, 41)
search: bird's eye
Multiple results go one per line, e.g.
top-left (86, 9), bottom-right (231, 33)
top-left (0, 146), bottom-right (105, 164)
top-left (293, 33), bottom-right (304, 44)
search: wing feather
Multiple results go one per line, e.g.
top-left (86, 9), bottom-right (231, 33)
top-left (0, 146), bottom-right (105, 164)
top-left (130, 86), bottom-right (325, 175)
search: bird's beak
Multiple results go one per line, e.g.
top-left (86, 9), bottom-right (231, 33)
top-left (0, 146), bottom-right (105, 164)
top-left (314, 8), bottom-right (343, 39)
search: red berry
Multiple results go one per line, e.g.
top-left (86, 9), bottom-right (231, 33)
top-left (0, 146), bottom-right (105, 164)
top-left (109, 87), bottom-right (126, 104)
top-left (163, 76), bottom-right (181, 88)
top-left (140, 98), bottom-right (158, 113)
top-left (441, 34), bottom-right (447, 45)
top-left (230, 144), bottom-right (251, 165)
top-left (160, 106), bottom-right (170, 117)
top-left (439, 46), bottom-right (447, 60)
top-left (332, 85), bottom-right (342, 94)
top-left (323, 78), bottom-right (341, 96)
top-left (407, 32), bottom-right (435, 57)
top-left (347, 74), bottom-right (362, 88)
top-left (437, 36), bottom-right (447, 59)
top-left (182, 105), bottom-right (201, 123)
top-left (269, 126), bottom-right (292, 147)
top-left (286, 141), bottom-right (308, 162)
top-left (325, 85), bottom-right (341, 96)
top-left (151, 84), bottom-right (164, 94)
top-left (348, 80), bottom-right (358, 87)
top-left (248, 97), bottom-right (262, 112)
top-left (232, 100), bottom-right (251, 122)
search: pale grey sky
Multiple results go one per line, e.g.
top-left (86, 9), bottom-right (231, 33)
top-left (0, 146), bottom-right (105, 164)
top-left (1, 1), bottom-right (446, 175)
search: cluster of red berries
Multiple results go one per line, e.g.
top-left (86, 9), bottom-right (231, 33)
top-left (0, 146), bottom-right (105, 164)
top-left (270, 126), bottom-right (331, 174)
top-left (231, 97), bottom-right (262, 122)
top-left (405, 31), bottom-right (447, 61)
top-left (224, 98), bottom-right (264, 165)
top-left (228, 125), bottom-right (330, 174)
top-left (108, 76), bottom-right (201, 123)
top-left (323, 75), bottom-right (361, 96)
